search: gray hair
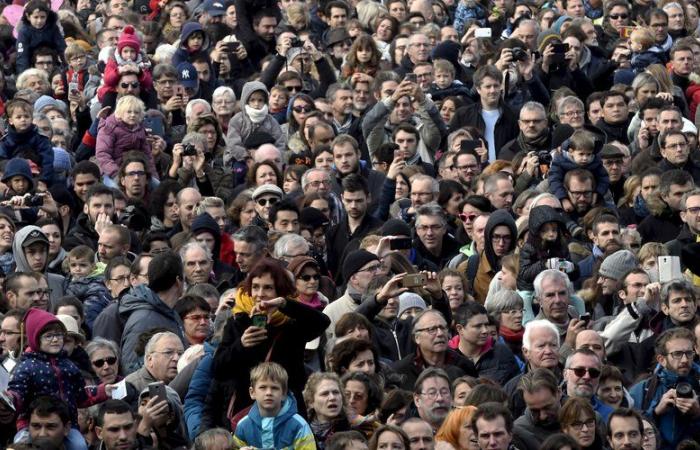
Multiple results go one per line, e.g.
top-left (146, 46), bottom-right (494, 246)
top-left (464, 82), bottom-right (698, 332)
top-left (301, 168), bottom-right (330, 190)
top-left (232, 226), bottom-right (268, 253)
top-left (185, 99), bottom-right (212, 120)
top-left (85, 337), bottom-right (120, 360)
top-left (447, 129), bottom-right (472, 151)
top-left (187, 283), bottom-right (220, 301)
top-left (273, 233), bottom-right (310, 259)
top-left (195, 196), bottom-right (225, 215)
top-left (212, 86), bottom-right (236, 102)
top-left (533, 269), bottom-right (573, 300)
top-left (557, 96), bottom-right (585, 117)
top-left (485, 290), bottom-right (524, 317)
top-left (565, 349), bottom-right (601, 368)
top-left (522, 319), bottom-right (560, 350)
top-left (179, 242), bottom-right (213, 263)
top-left (412, 174), bottom-right (439, 194)
top-left (663, 2), bottom-right (683, 12)
top-left (182, 132), bottom-right (208, 152)
top-left (415, 203), bottom-right (447, 227)
top-left (515, 18), bottom-right (539, 31)
top-left (530, 193), bottom-right (562, 209)
top-left (520, 101), bottom-right (546, 118)
top-left (144, 331), bottom-right (180, 364)
top-left (16, 68), bottom-right (49, 91)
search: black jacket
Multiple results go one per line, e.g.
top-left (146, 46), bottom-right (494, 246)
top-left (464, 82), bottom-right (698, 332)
top-left (595, 118), bottom-right (631, 145)
top-left (412, 233), bottom-right (461, 270)
top-left (391, 348), bottom-right (477, 390)
top-left (666, 224), bottom-right (695, 259)
top-left (638, 208), bottom-right (683, 244)
top-left (659, 158), bottom-right (700, 185)
top-left (458, 340), bottom-right (521, 385)
top-left (326, 213), bottom-right (384, 281)
top-left (63, 213), bottom-right (99, 251)
top-left (449, 102), bottom-right (519, 154)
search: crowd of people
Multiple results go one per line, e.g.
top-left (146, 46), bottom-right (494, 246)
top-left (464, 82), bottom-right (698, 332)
top-left (0, 0), bottom-right (700, 448)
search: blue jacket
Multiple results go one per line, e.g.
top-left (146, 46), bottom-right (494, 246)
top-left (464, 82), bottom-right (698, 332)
top-left (0, 125), bottom-right (55, 184)
top-left (16, 10), bottom-right (65, 74)
top-left (548, 150), bottom-right (609, 200)
top-left (629, 363), bottom-right (700, 450)
top-left (64, 275), bottom-right (112, 333)
top-left (184, 341), bottom-right (216, 438)
top-left (233, 395), bottom-right (316, 450)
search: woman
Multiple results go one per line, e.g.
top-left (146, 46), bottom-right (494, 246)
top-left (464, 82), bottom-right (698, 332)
top-left (174, 295), bottom-right (212, 345)
top-left (149, 179), bottom-right (182, 233)
top-left (289, 255), bottom-right (329, 311)
top-left (304, 193), bottom-right (332, 219)
top-left (188, 113), bottom-right (233, 201)
top-left (599, 1), bottom-right (631, 53)
top-left (642, 418), bottom-right (659, 450)
top-left (485, 290), bottom-right (525, 363)
top-left (439, 269), bottom-right (468, 315)
top-left (335, 313), bottom-right (374, 343)
top-left (285, 94), bottom-right (317, 154)
top-left (85, 338), bottom-right (121, 384)
top-left (452, 376), bottom-right (478, 407)
top-left (313, 146), bottom-right (335, 172)
top-left (38, 217), bottom-right (63, 275)
top-left (616, 175), bottom-right (641, 226)
top-left (373, 14), bottom-right (399, 48)
top-left (435, 405), bottom-right (478, 450)
top-left (368, 424), bottom-right (410, 450)
top-left (246, 161), bottom-right (283, 189)
top-left (559, 397), bottom-right (603, 450)
top-left (283, 165), bottom-right (307, 195)
top-left (227, 190), bottom-right (256, 231)
top-left (341, 371), bottom-right (383, 426)
top-left (213, 258), bottom-right (330, 416)
top-left (329, 339), bottom-right (380, 376)
top-left (440, 97), bottom-right (463, 126)
top-left (438, 180), bottom-right (466, 219)
top-left (211, 87), bottom-right (236, 135)
top-left (303, 372), bottom-right (352, 448)
top-left (161, 1), bottom-right (190, 44)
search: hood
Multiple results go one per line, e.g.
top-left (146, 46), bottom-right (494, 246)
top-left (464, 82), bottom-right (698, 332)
top-left (484, 209), bottom-right (517, 271)
top-left (119, 284), bottom-right (179, 321)
top-left (528, 205), bottom-right (566, 236)
top-left (2, 158), bottom-right (34, 191)
top-left (247, 393), bottom-right (299, 428)
top-left (23, 308), bottom-right (64, 351)
top-left (13, 225), bottom-right (48, 273)
top-left (191, 212), bottom-right (221, 258)
top-left (241, 81), bottom-right (269, 106)
top-left (179, 21), bottom-right (210, 51)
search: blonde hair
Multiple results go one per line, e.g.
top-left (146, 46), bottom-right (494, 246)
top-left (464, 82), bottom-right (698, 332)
top-left (303, 372), bottom-right (344, 419)
top-left (64, 43), bottom-right (86, 62)
top-left (250, 362), bottom-right (289, 392)
top-left (630, 28), bottom-right (655, 50)
top-left (433, 58), bottom-right (455, 77)
top-left (114, 95), bottom-right (145, 122)
top-left (638, 242), bottom-right (668, 262)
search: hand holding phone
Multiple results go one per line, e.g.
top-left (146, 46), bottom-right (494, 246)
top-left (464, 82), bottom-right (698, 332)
top-left (402, 273), bottom-right (426, 288)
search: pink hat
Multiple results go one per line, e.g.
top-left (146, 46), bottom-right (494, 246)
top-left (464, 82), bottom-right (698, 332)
top-left (117, 25), bottom-right (141, 55)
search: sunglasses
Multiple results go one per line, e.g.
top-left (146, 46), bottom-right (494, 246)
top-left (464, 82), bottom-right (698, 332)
top-left (293, 105), bottom-right (313, 113)
top-left (459, 213), bottom-right (478, 222)
top-left (609, 13), bottom-right (628, 19)
top-left (300, 274), bottom-right (320, 281)
top-left (568, 367), bottom-right (601, 378)
top-left (120, 81), bottom-right (140, 89)
top-left (286, 85), bottom-right (303, 92)
top-left (257, 197), bottom-right (279, 206)
top-left (92, 356), bottom-right (117, 367)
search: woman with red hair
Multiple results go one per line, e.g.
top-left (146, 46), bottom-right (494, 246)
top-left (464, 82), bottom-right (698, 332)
top-left (435, 405), bottom-right (479, 450)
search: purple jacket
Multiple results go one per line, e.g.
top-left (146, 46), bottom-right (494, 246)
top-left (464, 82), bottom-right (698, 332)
top-left (95, 114), bottom-right (155, 178)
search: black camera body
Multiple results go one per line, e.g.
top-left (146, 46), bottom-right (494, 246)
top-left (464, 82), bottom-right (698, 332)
top-left (119, 205), bottom-right (148, 231)
top-left (290, 37), bottom-right (303, 48)
top-left (182, 144), bottom-right (197, 157)
top-left (511, 47), bottom-right (528, 62)
top-left (537, 150), bottom-right (552, 165)
top-left (26, 195), bottom-right (43, 207)
top-left (676, 381), bottom-right (694, 399)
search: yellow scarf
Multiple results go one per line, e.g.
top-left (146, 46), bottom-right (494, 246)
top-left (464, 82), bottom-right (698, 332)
top-left (232, 289), bottom-right (289, 327)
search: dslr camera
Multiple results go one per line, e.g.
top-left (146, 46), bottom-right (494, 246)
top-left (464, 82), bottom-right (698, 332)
top-left (676, 381), bottom-right (694, 399)
top-left (26, 194), bottom-right (43, 207)
top-left (182, 144), bottom-right (197, 157)
top-left (511, 47), bottom-right (528, 62)
top-left (290, 37), bottom-right (303, 48)
top-left (537, 150), bottom-right (552, 165)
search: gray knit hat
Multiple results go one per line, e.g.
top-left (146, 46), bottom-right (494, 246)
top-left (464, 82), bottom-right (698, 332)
top-left (599, 250), bottom-right (638, 280)
top-left (398, 292), bottom-right (427, 318)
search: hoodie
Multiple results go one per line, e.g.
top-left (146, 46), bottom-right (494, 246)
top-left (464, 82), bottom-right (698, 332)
top-left (118, 284), bottom-right (186, 373)
top-left (172, 22), bottom-right (212, 72)
top-left (190, 212), bottom-right (235, 282)
top-left (8, 308), bottom-right (107, 430)
top-left (13, 226), bottom-right (65, 303)
top-left (473, 210), bottom-right (517, 303)
top-left (0, 124), bottom-right (55, 184)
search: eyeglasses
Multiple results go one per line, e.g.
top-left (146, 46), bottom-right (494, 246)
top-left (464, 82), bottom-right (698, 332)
top-left (420, 388), bottom-right (450, 399)
top-left (125, 170), bottom-right (146, 178)
top-left (152, 349), bottom-right (184, 358)
top-left (358, 264), bottom-right (382, 274)
top-left (41, 333), bottom-right (65, 342)
top-left (293, 105), bottom-right (313, 113)
top-left (492, 234), bottom-right (512, 243)
top-left (609, 13), bottom-right (628, 19)
top-left (502, 308), bottom-right (523, 315)
top-left (568, 190), bottom-right (593, 198)
top-left (568, 367), bottom-right (601, 378)
top-left (184, 313), bottom-right (210, 322)
top-left (417, 224), bottom-right (444, 233)
top-left (120, 82), bottom-right (140, 89)
top-left (257, 197), bottom-right (279, 206)
top-left (285, 85), bottom-right (303, 92)
top-left (309, 179), bottom-right (330, 187)
top-left (415, 325), bottom-right (448, 335)
top-left (456, 164), bottom-right (479, 172)
top-left (109, 275), bottom-right (130, 283)
top-left (666, 350), bottom-right (695, 360)
top-left (570, 418), bottom-right (596, 431)
top-left (685, 206), bottom-right (700, 214)
top-left (562, 110), bottom-right (583, 118)
top-left (92, 356), bottom-right (117, 367)
top-left (459, 213), bottom-right (478, 222)
top-left (299, 274), bottom-right (320, 281)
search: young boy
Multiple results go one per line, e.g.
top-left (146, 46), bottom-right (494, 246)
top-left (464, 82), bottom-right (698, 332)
top-left (65, 43), bottom-right (89, 94)
top-left (63, 245), bottom-right (111, 333)
top-left (0, 158), bottom-right (41, 227)
top-left (428, 58), bottom-right (470, 101)
top-left (270, 85), bottom-right (290, 124)
top-left (233, 362), bottom-right (315, 450)
top-left (548, 130), bottom-right (610, 212)
top-left (0, 99), bottom-right (55, 185)
top-left (629, 27), bottom-right (665, 73)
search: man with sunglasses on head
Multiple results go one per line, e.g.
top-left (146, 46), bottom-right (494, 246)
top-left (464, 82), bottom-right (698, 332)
top-left (630, 327), bottom-right (700, 449)
top-left (563, 348), bottom-right (613, 421)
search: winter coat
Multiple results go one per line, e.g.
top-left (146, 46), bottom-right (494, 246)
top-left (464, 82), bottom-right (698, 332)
top-left (391, 348), bottom-right (477, 391)
top-left (449, 102), bottom-right (519, 154)
top-left (412, 233), bottom-right (461, 271)
top-left (465, 338), bottom-right (521, 385)
top-left (631, 49), bottom-right (665, 73)
top-left (184, 341), bottom-right (216, 438)
top-left (666, 224), bottom-right (696, 258)
top-left (470, 210), bottom-right (517, 302)
top-left (629, 364), bottom-right (700, 450)
top-left (658, 158), bottom-right (700, 185)
top-left (118, 284), bottom-right (186, 373)
top-left (172, 22), bottom-right (212, 72)
top-left (8, 308), bottom-right (108, 430)
top-left (95, 114), bottom-right (155, 178)
top-left (637, 207), bottom-right (683, 244)
top-left (64, 275), bottom-right (112, 332)
top-left (16, 11), bottom-right (65, 74)
top-left (548, 151), bottom-right (609, 200)
top-left (190, 212), bottom-right (235, 281)
top-left (513, 408), bottom-right (562, 450)
top-left (233, 395), bottom-right (316, 450)
top-left (63, 213), bottom-right (99, 251)
top-left (330, 162), bottom-right (386, 224)
top-left (99, 55), bottom-right (153, 102)
top-left (224, 81), bottom-right (286, 166)
top-left (0, 125), bottom-right (54, 184)
top-left (595, 118), bottom-right (631, 145)
top-left (13, 226), bottom-right (65, 303)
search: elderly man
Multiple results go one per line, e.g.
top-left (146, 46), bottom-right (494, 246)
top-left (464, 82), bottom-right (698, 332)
top-left (412, 368), bottom-right (452, 432)
top-left (532, 270), bottom-right (586, 353)
top-left (412, 204), bottom-right (460, 270)
top-left (180, 242), bottom-right (214, 287)
top-left (392, 309), bottom-right (476, 390)
top-left (564, 348), bottom-right (613, 420)
top-left (402, 417), bottom-right (435, 450)
top-left (501, 102), bottom-right (551, 160)
top-left (302, 168), bottom-right (343, 226)
top-left (273, 234), bottom-right (310, 265)
top-left (230, 226), bottom-right (268, 287)
top-left (124, 331), bottom-right (184, 392)
top-left (172, 187), bottom-right (202, 236)
top-left (396, 33), bottom-right (432, 76)
top-left (513, 368), bottom-right (563, 450)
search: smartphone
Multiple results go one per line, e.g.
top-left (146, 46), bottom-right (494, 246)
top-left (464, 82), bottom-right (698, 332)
top-left (402, 273), bottom-right (426, 288)
top-left (460, 140), bottom-right (480, 152)
top-left (251, 313), bottom-right (267, 328)
top-left (658, 256), bottom-right (682, 283)
top-left (143, 116), bottom-right (164, 137)
top-left (0, 391), bottom-right (14, 411)
top-left (174, 85), bottom-right (185, 98)
top-left (390, 237), bottom-right (412, 250)
top-left (404, 73), bottom-right (417, 83)
top-left (619, 26), bottom-right (634, 38)
top-left (552, 43), bottom-right (569, 53)
top-left (223, 41), bottom-right (240, 52)
top-left (579, 313), bottom-right (591, 326)
top-left (148, 382), bottom-right (167, 405)
top-left (474, 28), bottom-right (492, 38)
top-left (68, 82), bottom-right (79, 94)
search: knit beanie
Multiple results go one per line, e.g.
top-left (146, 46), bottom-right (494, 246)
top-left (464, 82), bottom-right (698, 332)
top-left (397, 292), bottom-right (427, 318)
top-left (342, 249), bottom-right (379, 283)
top-left (118, 25), bottom-right (141, 55)
top-left (599, 250), bottom-right (638, 281)
top-left (380, 219), bottom-right (412, 237)
top-left (537, 30), bottom-right (561, 54)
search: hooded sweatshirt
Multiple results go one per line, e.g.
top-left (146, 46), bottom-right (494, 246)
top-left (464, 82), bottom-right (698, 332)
top-left (172, 22), bottom-right (212, 71)
top-left (473, 210), bottom-right (517, 303)
top-left (13, 226), bottom-right (65, 304)
top-left (8, 308), bottom-right (107, 430)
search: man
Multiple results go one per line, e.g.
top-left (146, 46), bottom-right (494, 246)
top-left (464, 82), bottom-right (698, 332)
top-left (392, 124), bottom-right (437, 175)
top-left (413, 204), bottom-right (460, 270)
top-left (595, 91), bottom-right (631, 144)
top-left (563, 169), bottom-right (600, 226)
top-left (511, 19), bottom-right (539, 51)
top-left (0, 310), bottom-right (22, 361)
top-left (601, 144), bottom-right (628, 204)
top-left (484, 172), bottom-right (515, 211)
top-left (607, 408), bottom-right (644, 450)
top-left (246, 9), bottom-right (277, 68)
top-left (564, 349), bottom-right (613, 420)
top-left (453, 148), bottom-right (481, 191)
top-left (455, 302), bottom-right (519, 384)
top-left (173, 187), bottom-right (202, 235)
top-left (351, 75), bottom-right (374, 118)
top-left (124, 331), bottom-right (184, 392)
top-left (327, 174), bottom-right (382, 278)
top-left (533, 270), bottom-right (583, 351)
top-left (633, 98), bottom-right (668, 155)
top-left (269, 199), bottom-right (300, 235)
top-left (27, 396), bottom-right (71, 448)
top-left (273, 234), bottom-right (310, 265)
top-left (65, 184), bottom-right (114, 251)
top-left (450, 65), bottom-right (519, 162)
top-left (70, 161), bottom-right (100, 215)
top-left (180, 242), bottom-right (215, 286)
top-left (13, 227), bottom-right (65, 303)
top-left (330, 135), bottom-right (385, 213)
top-left (577, 214), bottom-right (622, 281)
top-left (565, 0), bottom-right (585, 17)
top-left (327, 83), bottom-right (366, 151)
top-left (667, 189), bottom-right (700, 257)
top-left (412, 368), bottom-right (452, 432)
top-left (594, 249), bottom-right (638, 320)
top-left (4, 272), bottom-right (44, 311)
top-left (119, 252), bottom-right (186, 372)
top-left (396, 33), bottom-right (432, 76)
top-left (97, 225), bottom-right (130, 264)
top-left (472, 402), bottom-right (516, 450)
top-left (230, 226), bottom-right (268, 287)
top-left (670, 42), bottom-right (694, 94)
top-left (118, 155), bottom-right (151, 201)
top-left (401, 417), bottom-right (435, 450)
top-left (302, 168), bottom-right (342, 226)
top-left (513, 368), bottom-right (562, 450)
top-left (321, 1), bottom-right (349, 28)
top-left (392, 310), bottom-right (476, 390)
top-left (649, 9), bottom-right (672, 52)
top-left (501, 102), bottom-right (551, 160)
top-left (198, 0), bottom-right (225, 26)
top-left (94, 400), bottom-right (143, 450)
top-left (658, 130), bottom-right (700, 183)
top-left (638, 170), bottom-right (693, 244)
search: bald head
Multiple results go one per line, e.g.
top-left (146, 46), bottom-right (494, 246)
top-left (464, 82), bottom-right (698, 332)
top-left (575, 330), bottom-right (606, 363)
top-left (254, 144), bottom-right (283, 171)
top-left (177, 187), bottom-right (202, 231)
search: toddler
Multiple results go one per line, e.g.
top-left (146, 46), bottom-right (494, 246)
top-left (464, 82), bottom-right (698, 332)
top-left (172, 22), bottom-right (213, 75)
top-left (63, 245), bottom-right (111, 333)
top-left (630, 27), bottom-right (665, 73)
top-left (429, 59), bottom-right (470, 101)
top-left (98, 25), bottom-right (153, 103)
top-left (16, 0), bottom-right (66, 74)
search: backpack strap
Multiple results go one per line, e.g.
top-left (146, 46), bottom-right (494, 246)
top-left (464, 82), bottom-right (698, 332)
top-left (641, 374), bottom-right (660, 412)
top-left (466, 253), bottom-right (480, 286)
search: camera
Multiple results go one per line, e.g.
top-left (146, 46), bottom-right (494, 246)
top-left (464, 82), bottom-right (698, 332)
top-left (290, 37), bottom-right (303, 48)
top-left (511, 47), bottom-right (528, 62)
top-left (119, 205), bottom-right (148, 231)
top-left (26, 195), bottom-right (43, 207)
top-left (182, 144), bottom-right (197, 156)
top-left (676, 381), bottom-right (694, 399)
top-left (537, 150), bottom-right (552, 165)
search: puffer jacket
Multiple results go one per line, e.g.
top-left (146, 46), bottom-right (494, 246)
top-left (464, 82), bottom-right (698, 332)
top-left (64, 275), bottom-right (112, 332)
top-left (184, 341), bottom-right (216, 438)
top-left (0, 125), bottom-right (55, 184)
top-left (95, 114), bottom-right (156, 178)
top-left (13, 226), bottom-right (65, 303)
top-left (233, 395), bottom-right (315, 450)
top-left (8, 308), bottom-right (107, 430)
top-left (16, 10), bottom-right (66, 74)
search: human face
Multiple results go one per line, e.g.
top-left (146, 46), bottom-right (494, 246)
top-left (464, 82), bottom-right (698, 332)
top-left (353, 81), bottom-right (371, 111)
top-left (334, 143), bottom-right (359, 174)
top-left (90, 347), bottom-right (119, 384)
top-left (681, 194), bottom-right (700, 235)
top-left (24, 242), bottom-right (48, 272)
top-left (342, 190), bottom-right (368, 220)
top-left (476, 76), bottom-right (502, 109)
top-left (608, 416), bottom-right (642, 450)
top-left (255, 165), bottom-right (278, 187)
top-left (395, 130), bottom-right (418, 158)
top-left (673, 50), bottom-right (694, 77)
top-left (659, 336), bottom-right (696, 377)
top-left (168, 5), bottom-right (187, 26)
top-left (414, 312), bottom-right (449, 355)
top-left (598, 378), bottom-right (624, 408)
top-left (28, 9), bottom-right (48, 28)
top-left (661, 134), bottom-right (689, 165)
top-left (273, 210), bottom-right (300, 234)
top-left (403, 420), bottom-right (435, 450)
top-left (564, 412), bottom-right (596, 448)
top-left (349, 259), bottom-right (381, 292)
top-left (394, 96), bottom-right (413, 122)
top-left (414, 375), bottom-right (451, 426)
top-left (74, 173), bottom-right (98, 202)
top-left (658, 110), bottom-right (682, 133)
top-left (344, 380), bottom-right (369, 415)
top-left (106, 264), bottom-right (131, 298)
top-left (565, 353), bottom-right (601, 398)
top-left (249, 378), bottom-right (285, 417)
top-left (539, 276), bottom-right (570, 324)
top-left (29, 412), bottom-right (68, 447)
top-left (570, 148), bottom-right (593, 166)
top-left (523, 387), bottom-right (560, 428)
top-left (40, 223), bottom-right (59, 256)
top-left (560, 103), bottom-right (585, 129)
top-left (608, 5), bottom-right (630, 30)
top-left (475, 416), bottom-right (512, 450)
top-left (416, 215), bottom-right (446, 253)
top-left (566, 178), bottom-right (594, 214)
top-left (377, 430), bottom-right (406, 450)
top-left (440, 99), bottom-right (457, 123)
top-left (9, 109), bottom-right (32, 132)
top-left (490, 225), bottom-right (512, 257)
top-left (588, 100), bottom-right (602, 125)
top-left (389, 0), bottom-right (406, 20)
top-left (396, 176), bottom-right (409, 199)
top-left (455, 153), bottom-right (480, 186)
top-left (69, 256), bottom-right (93, 278)
top-left (233, 240), bottom-right (258, 273)
top-left (146, 335), bottom-right (183, 383)
top-left (313, 379), bottom-right (343, 421)
top-left (183, 307), bottom-right (211, 344)
top-left (250, 272), bottom-right (278, 304)
top-left (566, 0), bottom-right (584, 16)
top-left (458, 313), bottom-right (490, 347)
top-left (641, 420), bottom-right (656, 450)
top-left (239, 201), bottom-right (257, 227)
top-left (247, 91), bottom-right (266, 110)
top-left (194, 230), bottom-right (213, 253)
top-left (663, 182), bottom-right (694, 212)
top-left (98, 230), bottom-right (126, 264)
top-left (39, 325), bottom-right (64, 354)
top-left (442, 275), bottom-right (465, 312)
top-left (487, 180), bottom-right (514, 210)
top-left (304, 170), bottom-right (332, 196)
top-left (414, 65), bottom-right (433, 90)
top-left (178, 190), bottom-right (202, 230)
top-left (117, 74), bottom-right (140, 97)
top-left (602, 95), bottom-right (628, 124)
top-left (121, 162), bottom-right (147, 199)
top-left (499, 304), bottom-right (523, 331)
top-left (452, 381), bottom-right (472, 407)
top-left (523, 327), bottom-right (559, 369)
top-left (667, 5), bottom-right (685, 30)
top-left (184, 246), bottom-right (213, 285)
top-left (328, 6), bottom-right (347, 27)
top-left (97, 412), bottom-right (137, 450)
top-left (0, 316), bottom-right (20, 355)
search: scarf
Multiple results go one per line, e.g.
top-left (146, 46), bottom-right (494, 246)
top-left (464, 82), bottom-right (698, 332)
top-left (298, 292), bottom-right (326, 311)
top-left (231, 288), bottom-right (289, 327)
top-left (0, 252), bottom-right (13, 275)
top-left (245, 105), bottom-right (269, 124)
top-left (633, 194), bottom-right (650, 218)
top-left (499, 325), bottom-right (524, 344)
top-left (516, 130), bottom-right (549, 153)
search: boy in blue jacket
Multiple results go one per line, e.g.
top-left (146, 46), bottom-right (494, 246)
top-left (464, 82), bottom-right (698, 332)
top-left (233, 362), bottom-right (316, 450)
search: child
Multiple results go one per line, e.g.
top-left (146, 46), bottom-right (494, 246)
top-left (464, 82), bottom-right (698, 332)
top-left (516, 205), bottom-right (579, 291)
top-left (0, 99), bottom-right (55, 185)
top-left (453, 0), bottom-right (487, 35)
top-left (63, 245), bottom-right (111, 333)
top-left (548, 130), bottom-right (609, 212)
top-left (0, 158), bottom-right (41, 226)
top-left (8, 308), bottom-right (112, 450)
top-left (98, 26), bottom-right (153, 103)
top-left (429, 58), bottom-right (471, 102)
top-left (15, 0), bottom-right (66, 74)
top-left (172, 22), bottom-right (213, 76)
top-left (630, 27), bottom-right (665, 73)
top-left (64, 43), bottom-right (90, 96)
top-left (270, 85), bottom-right (290, 124)
top-left (225, 81), bottom-right (286, 167)
top-left (341, 34), bottom-right (382, 81)
top-left (233, 362), bottom-right (315, 450)
top-left (95, 95), bottom-right (156, 181)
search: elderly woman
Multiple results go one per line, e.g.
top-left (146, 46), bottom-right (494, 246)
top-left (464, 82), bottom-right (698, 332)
top-left (174, 295), bottom-right (212, 345)
top-left (187, 114), bottom-right (233, 200)
top-left (560, 397), bottom-right (604, 450)
top-left (16, 69), bottom-right (50, 95)
top-left (435, 405), bottom-right (479, 450)
top-left (211, 86), bottom-right (236, 135)
top-left (288, 255), bottom-right (329, 311)
top-left (485, 290), bottom-right (525, 363)
top-left (85, 338), bottom-right (121, 384)
top-left (167, 132), bottom-right (214, 196)
top-left (213, 258), bottom-right (329, 416)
